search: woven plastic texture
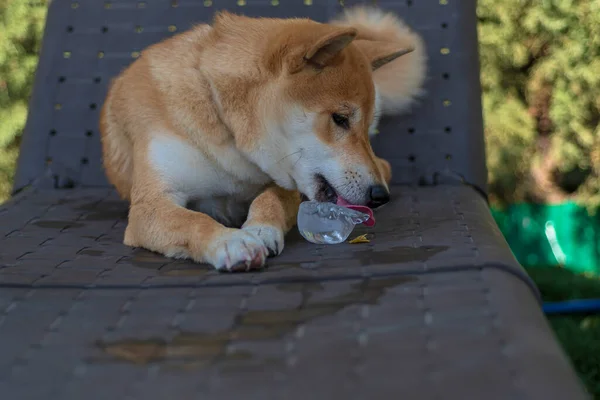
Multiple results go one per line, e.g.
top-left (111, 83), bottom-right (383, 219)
top-left (14, 0), bottom-right (487, 194)
top-left (0, 185), bottom-right (588, 399)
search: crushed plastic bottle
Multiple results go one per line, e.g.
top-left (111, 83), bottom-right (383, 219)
top-left (297, 201), bottom-right (374, 245)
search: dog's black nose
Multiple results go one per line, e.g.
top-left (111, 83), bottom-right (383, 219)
top-left (368, 185), bottom-right (390, 208)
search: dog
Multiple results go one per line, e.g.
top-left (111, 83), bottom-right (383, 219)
top-left (99, 6), bottom-right (427, 272)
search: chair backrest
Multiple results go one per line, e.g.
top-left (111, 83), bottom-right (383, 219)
top-left (13, 0), bottom-right (487, 194)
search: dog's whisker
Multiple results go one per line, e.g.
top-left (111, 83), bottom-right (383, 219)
top-left (272, 150), bottom-right (302, 168)
top-left (292, 153), bottom-right (303, 168)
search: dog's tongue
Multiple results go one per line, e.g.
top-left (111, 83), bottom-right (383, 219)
top-left (336, 198), bottom-right (375, 227)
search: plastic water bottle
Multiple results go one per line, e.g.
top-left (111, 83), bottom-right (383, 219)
top-left (297, 201), bottom-right (371, 244)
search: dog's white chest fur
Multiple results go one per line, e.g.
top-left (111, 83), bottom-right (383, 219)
top-left (148, 134), bottom-right (270, 210)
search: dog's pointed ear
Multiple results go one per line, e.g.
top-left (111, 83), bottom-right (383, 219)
top-left (286, 26), bottom-right (357, 73)
top-left (305, 27), bottom-right (357, 68)
top-left (353, 39), bottom-right (414, 71)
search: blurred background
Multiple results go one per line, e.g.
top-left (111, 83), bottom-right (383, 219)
top-left (1, 0), bottom-right (599, 395)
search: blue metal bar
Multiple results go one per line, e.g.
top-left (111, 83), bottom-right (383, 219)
top-left (543, 299), bottom-right (600, 315)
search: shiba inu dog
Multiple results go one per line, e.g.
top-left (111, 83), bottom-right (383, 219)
top-left (99, 6), bottom-right (427, 272)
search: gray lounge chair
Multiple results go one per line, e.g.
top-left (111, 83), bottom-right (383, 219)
top-left (0, 0), bottom-right (588, 398)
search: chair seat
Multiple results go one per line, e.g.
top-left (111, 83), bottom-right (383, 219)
top-left (0, 184), bottom-right (587, 399)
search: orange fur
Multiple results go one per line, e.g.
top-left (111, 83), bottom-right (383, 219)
top-left (330, 6), bottom-right (427, 115)
top-left (99, 8), bottom-right (426, 271)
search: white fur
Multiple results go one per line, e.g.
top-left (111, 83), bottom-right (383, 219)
top-left (160, 223), bottom-right (270, 271)
top-left (148, 133), bottom-right (269, 220)
top-left (252, 107), bottom-right (380, 205)
top-left (205, 228), bottom-right (268, 271)
top-left (242, 224), bottom-right (284, 256)
top-left (148, 134), bottom-right (278, 270)
top-left (247, 107), bottom-right (315, 193)
top-left (149, 134), bottom-right (267, 196)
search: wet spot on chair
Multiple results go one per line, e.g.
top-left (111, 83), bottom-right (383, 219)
top-left (82, 211), bottom-right (127, 221)
top-left (79, 249), bottom-right (105, 257)
top-left (160, 263), bottom-right (213, 277)
top-left (265, 262), bottom-right (316, 271)
top-left (96, 275), bottom-right (417, 369)
top-left (76, 200), bottom-right (126, 211)
top-left (56, 198), bottom-right (78, 205)
top-left (276, 281), bottom-right (325, 294)
top-left (273, 243), bottom-right (449, 269)
top-left (123, 249), bottom-right (170, 270)
top-left (33, 220), bottom-right (84, 229)
top-left (125, 249), bottom-right (212, 276)
top-left (96, 334), bottom-right (252, 370)
top-left (75, 200), bottom-right (128, 221)
top-left (355, 245), bottom-right (449, 266)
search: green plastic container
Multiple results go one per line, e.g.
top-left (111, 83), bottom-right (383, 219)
top-left (491, 202), bottom-right (600, 275)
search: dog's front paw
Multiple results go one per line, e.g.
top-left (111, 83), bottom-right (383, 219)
top-left (206, 228), bottom-right (268, 272)
top-left (242, 224), bottom-right (284, 257)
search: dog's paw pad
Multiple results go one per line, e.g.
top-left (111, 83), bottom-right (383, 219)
top-left (228, 251), bottom-right (265, 272)
top-left (207, 229), bottom-right (268, 272)
top-left (242, 225), bottom-right (284, 257)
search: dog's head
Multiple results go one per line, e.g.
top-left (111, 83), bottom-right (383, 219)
top-left (260, 21), bottom-right (411, 208)
top-left (210, 14), bottom-right (411, 208)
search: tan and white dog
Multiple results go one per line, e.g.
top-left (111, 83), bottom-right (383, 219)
top-left (99, 6), bottom-right (426, 272)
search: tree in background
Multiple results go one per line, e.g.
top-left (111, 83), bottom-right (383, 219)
top-left (1, 1), bottom-right (600, 210)
top-left (0, 0), bottom-right (47, 202)
top-left (479, 0), bottom-right (600, 212)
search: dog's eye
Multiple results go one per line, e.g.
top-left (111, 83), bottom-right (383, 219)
top-left (332, 113), bottom-right (350, 130)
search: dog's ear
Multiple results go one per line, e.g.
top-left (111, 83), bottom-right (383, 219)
top-left (285, 26), bottom-right (357, 73)
top-left (352, 39), bottom-right (414, 71)
top-left (304, 27), bottom-right (357, 68)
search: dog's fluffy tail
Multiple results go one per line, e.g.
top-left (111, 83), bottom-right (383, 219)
top-left (330, 7), bottom-right (427, 116)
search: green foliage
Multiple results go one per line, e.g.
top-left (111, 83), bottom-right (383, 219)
top-left (550, 316), bottom-right (600, 399)
top-left (0, 0), bottom-right (47, 202)
top-left (478, 0), bottom-right (600, 210)
top-left (527, 266), bottom-right (600, 398)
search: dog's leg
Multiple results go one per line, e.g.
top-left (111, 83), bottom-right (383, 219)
top-left (124, 186), bottom-right (269, 272)
top-left (241, 185), bottom-right (301, 257)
